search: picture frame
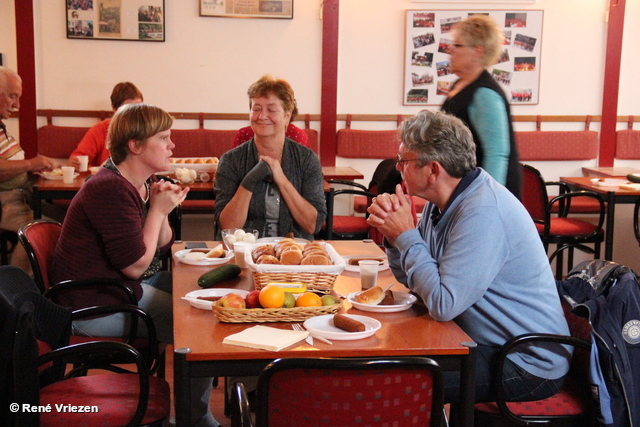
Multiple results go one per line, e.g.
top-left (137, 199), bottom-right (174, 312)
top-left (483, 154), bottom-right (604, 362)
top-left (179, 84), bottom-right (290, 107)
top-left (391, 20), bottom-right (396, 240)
top-left (200, 0), bottom-right (293, 19)
top-left (66, 0), bottom-right (165, 42)
top-left (404, 10), bottom-right (543, 106)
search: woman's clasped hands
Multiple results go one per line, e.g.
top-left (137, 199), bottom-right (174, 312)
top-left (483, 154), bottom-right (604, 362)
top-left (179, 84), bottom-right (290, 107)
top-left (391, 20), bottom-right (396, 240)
top-left (150, 179), bottom-right (189, 215)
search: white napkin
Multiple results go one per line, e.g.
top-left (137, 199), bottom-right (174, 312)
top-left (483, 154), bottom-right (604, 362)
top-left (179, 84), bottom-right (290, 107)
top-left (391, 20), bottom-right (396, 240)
top-left (222, 325), bottom-right (308, 352)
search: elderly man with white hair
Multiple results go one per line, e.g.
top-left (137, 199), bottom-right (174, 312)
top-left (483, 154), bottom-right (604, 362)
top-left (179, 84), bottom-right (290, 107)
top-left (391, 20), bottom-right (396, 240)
top-left (0, 66), bottom-right (55, 271)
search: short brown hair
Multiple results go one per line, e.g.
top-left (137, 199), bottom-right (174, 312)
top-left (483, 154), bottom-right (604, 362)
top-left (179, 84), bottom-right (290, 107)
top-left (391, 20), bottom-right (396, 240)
top-left (110, 82), bottom-right (143, 110)
top-left (454, 15), bottom-right (504, 68)
top-left (247, 75), bottom-right (298, 121)
top-left (108, 103), bottom-right (173, 164)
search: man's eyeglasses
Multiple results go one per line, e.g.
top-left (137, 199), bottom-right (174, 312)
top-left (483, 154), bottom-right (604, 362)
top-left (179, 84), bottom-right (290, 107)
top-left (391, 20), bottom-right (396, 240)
top-left (396, 154), bottom-right (420, 166)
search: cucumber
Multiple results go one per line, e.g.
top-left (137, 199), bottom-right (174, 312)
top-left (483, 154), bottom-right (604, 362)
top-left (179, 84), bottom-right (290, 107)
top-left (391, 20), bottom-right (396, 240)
top-left (627, 173), bottom-right (640, 183)
top-left (198, 264), bottom-right (242, 288)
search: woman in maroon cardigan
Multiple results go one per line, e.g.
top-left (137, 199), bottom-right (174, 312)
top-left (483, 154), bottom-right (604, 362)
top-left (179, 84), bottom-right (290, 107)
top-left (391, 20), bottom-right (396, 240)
top-left (52, 104), bottom-right (221, 427)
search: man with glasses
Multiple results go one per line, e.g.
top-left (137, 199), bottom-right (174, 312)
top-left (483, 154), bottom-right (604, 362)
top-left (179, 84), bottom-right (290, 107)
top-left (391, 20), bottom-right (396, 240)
top-left (0, 66), bottom-right (55, 271)
top-left (368, 110), bottom-right (570, 416)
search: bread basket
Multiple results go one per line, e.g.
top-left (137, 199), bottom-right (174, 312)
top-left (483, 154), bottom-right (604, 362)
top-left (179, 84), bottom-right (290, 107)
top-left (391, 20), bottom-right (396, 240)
top-left (211, 299), bottom-right (343, 323)
top-left (245, 241), bottom-right (346, 294)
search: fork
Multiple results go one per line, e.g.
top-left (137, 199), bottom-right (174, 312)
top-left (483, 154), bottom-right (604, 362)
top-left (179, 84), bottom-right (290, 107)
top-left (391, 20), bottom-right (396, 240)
top-left (292, 323), bottom-right (313, 346)
top-left (293, 323), bottom-right (333, 345)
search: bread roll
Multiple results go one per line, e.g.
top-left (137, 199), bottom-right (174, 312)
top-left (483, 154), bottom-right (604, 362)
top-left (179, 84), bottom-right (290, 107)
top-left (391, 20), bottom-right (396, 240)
top-left (185, 158), bottom-right (194, 164)
top-left (252, 245), bottom-right (275, 262)
top-left (333, 314), bottom-right (365, 332)
top-left (354, 286), bottom-right (385, 305)
top-left (206, 158), bottom-right (216, 164)
top-left (195, 158), bottom-right (205, 164)
top-left (205, 244), bottom-right (225, 258)
top-left (256, 255), bottom-right (282, 264)
top-left (275, 242), bottom-right (303, 258)
top-left (301, 249), bottom-right (330, 259)
top-left (280, 249), bottom-right (303, 265)
top-left (303, 242), bottom-right (324, 254)
top-left (300, 253), bottom-right (332, 265)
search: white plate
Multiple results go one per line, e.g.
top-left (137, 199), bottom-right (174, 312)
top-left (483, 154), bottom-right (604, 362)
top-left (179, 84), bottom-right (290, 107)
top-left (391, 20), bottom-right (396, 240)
top-left (303, 314), bottom-right (381, 340)
top-left (40, 171), bottom-right (79, 181)
top-left (174, 249), bottom-right (233, 266)
top-left (342, 255), bottom-right (389, 272)
top-left (347, 291), bottom-right (417, 313)
top-left (184, 289), bottom-right (249, 310)
top-left (256, 237), bottom-right (310, 245)
top-left (591, 178), bottom-right (629, 187)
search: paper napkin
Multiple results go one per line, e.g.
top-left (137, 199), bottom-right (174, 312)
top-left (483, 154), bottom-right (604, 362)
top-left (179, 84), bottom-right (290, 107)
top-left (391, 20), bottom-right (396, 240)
top-left (222, 325), bottom-right (308, 352)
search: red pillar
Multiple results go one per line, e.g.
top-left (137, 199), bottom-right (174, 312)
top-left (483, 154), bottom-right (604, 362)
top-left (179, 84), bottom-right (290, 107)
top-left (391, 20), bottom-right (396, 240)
top-left (599, 0), bottom-right (626, 166)
top-left (320, 0), bottom-right (339, 167)
top-left (15, 0), bottom-right (38, 158)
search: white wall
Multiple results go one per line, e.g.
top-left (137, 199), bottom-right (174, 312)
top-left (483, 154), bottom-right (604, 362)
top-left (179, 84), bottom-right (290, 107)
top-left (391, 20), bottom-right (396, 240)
top-left (2, 0), bottom-right (620, 118)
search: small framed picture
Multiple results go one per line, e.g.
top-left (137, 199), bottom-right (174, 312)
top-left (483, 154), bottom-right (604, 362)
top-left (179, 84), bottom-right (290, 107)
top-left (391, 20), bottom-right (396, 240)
top-left (200, 0), bottom-right (293, 19)
top-left (66, 0), bottom-right (165, 42)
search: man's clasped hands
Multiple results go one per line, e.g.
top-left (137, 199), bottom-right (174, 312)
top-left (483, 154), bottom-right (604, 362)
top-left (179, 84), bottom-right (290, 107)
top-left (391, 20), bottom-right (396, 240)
top-left (367, 184), bottom-right (415, 247)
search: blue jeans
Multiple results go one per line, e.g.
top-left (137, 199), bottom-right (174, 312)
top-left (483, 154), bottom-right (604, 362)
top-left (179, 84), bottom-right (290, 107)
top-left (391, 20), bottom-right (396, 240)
top-left (444, 344), bottom-right (565, 404)
top-left (72, 271), bottom-right (174, 344)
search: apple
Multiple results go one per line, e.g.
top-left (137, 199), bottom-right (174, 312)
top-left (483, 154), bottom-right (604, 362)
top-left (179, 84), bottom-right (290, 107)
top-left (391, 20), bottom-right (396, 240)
top-left (217, 293), bottom-right (246, 309)
top-left (245, 290), bottom-right (262, 309)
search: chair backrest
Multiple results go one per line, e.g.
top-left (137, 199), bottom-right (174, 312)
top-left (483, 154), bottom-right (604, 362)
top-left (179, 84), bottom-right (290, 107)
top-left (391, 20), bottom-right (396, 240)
top-left (368, 158), bottom-right (401, 195)
top-left (255, 357), bottom-right (444, 427)
top-left (521, 163), bottom-right (548, 222)
top-left (18, 220), bottom-right (62, 293)
top-left (0, 266), bottom-right (72, 426)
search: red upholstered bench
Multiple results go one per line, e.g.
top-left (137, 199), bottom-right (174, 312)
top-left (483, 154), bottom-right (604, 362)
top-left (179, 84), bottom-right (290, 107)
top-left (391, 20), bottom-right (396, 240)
top-left (37, 124), bottom-right (90, 160)
top-left (517, 128), bottom-right (600, 214)
top-left (615, 128), bottom-right (640, 160)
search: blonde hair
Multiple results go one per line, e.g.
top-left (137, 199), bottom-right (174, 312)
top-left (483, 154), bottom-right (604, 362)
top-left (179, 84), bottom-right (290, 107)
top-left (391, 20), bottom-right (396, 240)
top-left (108, 103), bottom-right (173, 164)
top-left (454, 15), bottom-right (504, 67)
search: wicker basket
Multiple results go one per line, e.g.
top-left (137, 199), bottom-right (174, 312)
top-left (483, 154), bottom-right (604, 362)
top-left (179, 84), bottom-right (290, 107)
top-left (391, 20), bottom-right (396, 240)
top-left (211, 300), bottom-right (343, 323)
top-left (246, 242), bottom-right (346, 294)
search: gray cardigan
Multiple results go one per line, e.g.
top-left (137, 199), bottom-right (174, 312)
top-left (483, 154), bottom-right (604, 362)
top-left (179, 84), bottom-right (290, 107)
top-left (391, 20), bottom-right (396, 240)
top-left (213, 138), bottom-right (326, 240)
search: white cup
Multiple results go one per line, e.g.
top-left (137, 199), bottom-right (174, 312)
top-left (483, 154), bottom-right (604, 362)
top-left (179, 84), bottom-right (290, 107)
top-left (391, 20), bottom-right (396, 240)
top-left (233, 242), bottom-right (247, 268)
top-left (61, 166), bottom-right (75, 184)
top-left (358, 260), bottom-right (379, 290)
top-left (77, 155), bottom-right (89, 172)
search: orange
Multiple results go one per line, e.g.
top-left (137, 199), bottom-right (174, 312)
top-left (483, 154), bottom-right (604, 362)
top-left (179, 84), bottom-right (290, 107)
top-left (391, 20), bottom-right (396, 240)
top-left (295, 292), bottom-right (322, 308)
top-left (259, 285), bottom-right (286, 308)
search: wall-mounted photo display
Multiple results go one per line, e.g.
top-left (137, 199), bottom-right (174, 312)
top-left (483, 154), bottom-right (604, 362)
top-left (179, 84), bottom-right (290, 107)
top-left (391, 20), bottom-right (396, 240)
top-left (200, 0), bottom-right (293, 19)
top-left (404, 10), bottom-right (543, 106)
top-left (66, 0), bottom-right (165, 42)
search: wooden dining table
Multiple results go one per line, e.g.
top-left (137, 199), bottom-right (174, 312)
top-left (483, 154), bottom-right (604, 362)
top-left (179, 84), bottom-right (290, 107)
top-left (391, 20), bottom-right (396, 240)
top-left (30, 171), bottom-right (215, 219)
top-left (172, 239), bottom-right (477, 426)
top-left (560, 176), bottom-right (640, 260)
top-left (321, 166), bottom-right (364, 180)
top-left (31, 166), bottom-right (362, 220)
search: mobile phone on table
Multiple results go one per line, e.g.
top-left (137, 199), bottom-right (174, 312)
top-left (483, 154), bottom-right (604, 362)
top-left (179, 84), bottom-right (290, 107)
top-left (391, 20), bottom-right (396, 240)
top-left (185, 242), bottom-right (208, 249)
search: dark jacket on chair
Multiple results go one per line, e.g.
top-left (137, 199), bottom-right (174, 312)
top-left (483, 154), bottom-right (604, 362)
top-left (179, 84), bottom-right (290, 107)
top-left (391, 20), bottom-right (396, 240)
top-left (0, 266), bottom-right (72, 426)
top-left (557, 260), bottom-right (640, 427)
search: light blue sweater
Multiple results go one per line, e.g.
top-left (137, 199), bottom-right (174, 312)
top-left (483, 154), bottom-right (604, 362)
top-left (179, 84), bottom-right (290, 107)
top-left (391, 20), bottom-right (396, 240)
top-left (387, 169), bottom-right (571, 379)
